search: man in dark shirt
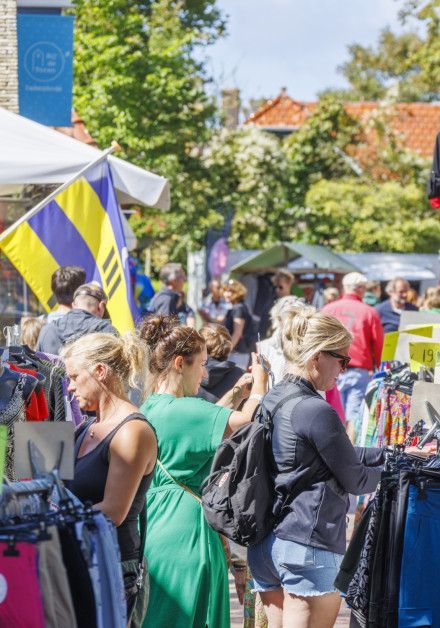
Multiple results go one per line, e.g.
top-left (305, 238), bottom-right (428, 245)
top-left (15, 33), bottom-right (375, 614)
top-left (148, 263), bottom-right (186, 316)
top-left (37, 283), bottom-right (117, 354)
top-left (376, 277), bottom-right (418, 332)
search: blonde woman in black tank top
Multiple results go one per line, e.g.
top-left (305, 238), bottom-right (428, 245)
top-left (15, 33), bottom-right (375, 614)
top-left (62, 332), bottom-right (157, 626)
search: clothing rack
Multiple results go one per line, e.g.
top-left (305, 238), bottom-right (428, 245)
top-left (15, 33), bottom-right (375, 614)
top-left (0, 473), bottom-right (127, 627)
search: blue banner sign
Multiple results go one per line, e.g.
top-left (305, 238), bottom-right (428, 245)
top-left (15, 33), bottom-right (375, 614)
top-left (17, 14), bottom-right (74, 126)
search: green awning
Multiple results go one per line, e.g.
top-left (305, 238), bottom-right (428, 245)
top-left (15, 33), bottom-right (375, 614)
top-left (229, 242), bottom-right (360, 275)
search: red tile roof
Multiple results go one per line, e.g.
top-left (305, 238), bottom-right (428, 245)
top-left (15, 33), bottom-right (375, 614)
top-left (245, 90), bottom-right (440, 158)
top-left (53, 111), bottom-right (98, 147)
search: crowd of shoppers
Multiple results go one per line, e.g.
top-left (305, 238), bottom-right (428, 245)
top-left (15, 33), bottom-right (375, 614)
top-left (17, 261), bottom-right (439, 627)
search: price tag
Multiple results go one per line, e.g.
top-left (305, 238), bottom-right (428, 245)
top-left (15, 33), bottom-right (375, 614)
top-left (409, 342), bottom-right (440, 371)
top-left (0, 426), bottom-right (7, 491)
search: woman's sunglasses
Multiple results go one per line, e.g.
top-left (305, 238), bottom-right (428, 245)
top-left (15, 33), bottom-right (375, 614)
top-left (323, 351), bottom-right (351, 370)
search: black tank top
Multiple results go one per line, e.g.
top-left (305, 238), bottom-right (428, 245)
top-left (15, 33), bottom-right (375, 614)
top-left (70, 413), bottom-right (155, 561)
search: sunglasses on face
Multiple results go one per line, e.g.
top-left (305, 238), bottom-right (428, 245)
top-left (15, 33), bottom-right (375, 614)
top-left (323, 350), bottom-right (351, 370)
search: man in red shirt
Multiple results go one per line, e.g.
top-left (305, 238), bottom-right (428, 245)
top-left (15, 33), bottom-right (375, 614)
top-left (322, 272), bottom-right (384, 440)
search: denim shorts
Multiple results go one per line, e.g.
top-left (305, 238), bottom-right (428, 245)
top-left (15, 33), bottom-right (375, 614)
top-left (248, 532), bottom-right (343, 597)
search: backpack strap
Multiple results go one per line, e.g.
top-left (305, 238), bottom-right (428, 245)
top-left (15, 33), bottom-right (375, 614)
top-left (260, 389), bottom-right (325, 520)
top-left (156, 459), bottom-right (202, 504)
top-left (260, 391), bottom-right (305, 430)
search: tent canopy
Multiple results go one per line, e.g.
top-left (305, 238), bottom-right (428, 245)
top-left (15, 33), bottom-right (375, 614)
top-left (0, 107), bottom-right (170, 210)
top-left (230, 242), bottom-right (359, 275)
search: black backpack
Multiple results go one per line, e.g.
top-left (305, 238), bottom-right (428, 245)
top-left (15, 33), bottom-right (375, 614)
top-left (201, 392), bottom-right (303, 547)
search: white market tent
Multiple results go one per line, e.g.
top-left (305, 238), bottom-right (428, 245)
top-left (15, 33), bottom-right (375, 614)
top-left (0, 106), bottom-right (170, 210)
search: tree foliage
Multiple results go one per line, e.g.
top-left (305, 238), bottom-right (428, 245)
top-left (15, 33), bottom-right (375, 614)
top-left (201, 127), bottom-right (291, 249)
top-left (73, 0), bottom-right (227, 268)
top-left (283, 97), bottom-right (361, 205)
top-left (303, 178), bottom-right (440, 253)
top-left (321, 0), bottom-right (440, 102)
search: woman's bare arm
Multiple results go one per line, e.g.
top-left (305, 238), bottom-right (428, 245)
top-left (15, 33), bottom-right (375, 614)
top-left (94, 420), bottom-right (157, 526)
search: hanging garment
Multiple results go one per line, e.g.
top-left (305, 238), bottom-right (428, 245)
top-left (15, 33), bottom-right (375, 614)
top-left (0, 374), bottom-right (26, 479)
top-left (398, 483), bottom-right (440, 628)
top-left (377, 388), bottom-right (411, 447)
top-left (8, 364), bottom-right (48, 421)
top-left (58, 524), bottom-right (98, 628)
top-left (0, 542), bottom-right (45, 628)
top-left (38, 526), bottom-right (77, 628)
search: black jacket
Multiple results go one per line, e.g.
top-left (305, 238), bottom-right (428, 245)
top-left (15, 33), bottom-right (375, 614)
top-left (37, 309), bottom-right (117, 355)
top-left (197, 356), bottom-right (244, 402)
top-left (148, 287), bottom-right (179, 316)
top-left (266, 376), bottom-right (384, 554)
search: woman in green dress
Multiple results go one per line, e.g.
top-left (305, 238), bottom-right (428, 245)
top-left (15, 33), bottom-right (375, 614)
top-left (139, 315), bottom-right (268, 628)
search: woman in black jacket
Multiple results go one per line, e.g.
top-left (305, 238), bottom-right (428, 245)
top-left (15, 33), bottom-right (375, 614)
top-left (248, 305), bottom-right (385, 628)
top-left (197, 324), bottom-right (245, 402)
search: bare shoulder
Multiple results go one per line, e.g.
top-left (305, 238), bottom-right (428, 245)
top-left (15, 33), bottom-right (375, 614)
top-left (112, 412), bottom-right (157, 449)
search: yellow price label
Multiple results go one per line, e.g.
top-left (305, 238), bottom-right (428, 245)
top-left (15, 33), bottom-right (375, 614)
top-left (409, 342), bottom-right (440, 371)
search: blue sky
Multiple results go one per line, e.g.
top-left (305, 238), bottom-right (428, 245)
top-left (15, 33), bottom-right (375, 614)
top-left (204, 0), bottom-right (411, 106)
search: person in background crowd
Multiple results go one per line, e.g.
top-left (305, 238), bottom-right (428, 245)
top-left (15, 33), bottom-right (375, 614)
top-left (375, 277), bottom-right (418, 332)
top-left (46, 266), bottom-right (86, 323)
top-left (64, 332), bottom-right (157, 626)
top-left (197, 324), bottom-right (245, 402)
top-left (176, 291), bottom-right (196, 327)
top-left (259, 296), bottom-right (304, 384)
top-left (363, 280), bottom-right (381, 306)
top-left (272, 269), bottom-right (294, 298)
top-left (37, 283), bottom-right (117, 355)
top-left (198, 279), bottom-right (229, 323)
top-left (148, 263), bottom-right (186, 316)
top-left (272, 269), bottom-right (304, 300)
top-left (248, 306), bottom-right (385, 628)
top-left (420, 286), bottom-right (437, 309)
top-left (260, 295), bottom-right (345, 422)
top-left (406, 287), bottom-right (419, 308)
top-left (323, 287), bottom-right (340, 305)
top-left (138, 315), bottom-right (268, 628)
top-left (20, 316), bottom-right (45, 351)
top-left (421, 287), bottom-right (440, 314)
top-left (322, 272), bottom-right (384, 441)
top-left (222, 279), bottom-right (255, 370)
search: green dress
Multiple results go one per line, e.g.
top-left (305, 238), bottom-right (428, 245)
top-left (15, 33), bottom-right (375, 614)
top-left (141, 393), bottom-right (231, 628)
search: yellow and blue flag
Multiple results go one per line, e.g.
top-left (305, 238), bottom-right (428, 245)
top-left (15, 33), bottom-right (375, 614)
top-left (0, 160), bottom-right (138, 333)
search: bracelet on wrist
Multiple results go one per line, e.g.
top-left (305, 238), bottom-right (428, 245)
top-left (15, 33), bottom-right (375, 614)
top-left (248, 393), bottom-right (263, 402)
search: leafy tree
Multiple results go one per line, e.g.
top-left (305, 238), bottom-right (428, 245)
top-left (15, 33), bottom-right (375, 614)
top-left (283, 97), bottom-right (361, 206)
top-left (201, 127), bottom-right (291, 249)
top-left (72, 0), bottom-right (227, 268)
top-left (73, 0), bottom-right (218, 167)
top-left (303, 178), bottom-right (440, 253)
top-left (321, 1), bottom-right (440, 102)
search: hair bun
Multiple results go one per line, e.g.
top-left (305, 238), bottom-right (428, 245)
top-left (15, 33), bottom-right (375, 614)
top-left (140, 314), bottom-right (179, 350)
top-left (282, 305), bottom-right (315, 343)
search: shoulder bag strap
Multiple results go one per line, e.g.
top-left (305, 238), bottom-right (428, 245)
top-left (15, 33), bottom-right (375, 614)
top-left (156, 459), bottom-right (202, 504)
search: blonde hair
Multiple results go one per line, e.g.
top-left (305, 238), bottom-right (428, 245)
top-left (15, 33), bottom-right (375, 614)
top-left (223, 279), bottom-right (247, 304)
top-left (61, 332), bottom-right (146, 391)
top-left (282, 306), bottom-right (352, 368)
top-left (20, 316), bottom-right (45, 350)
top-left (323, 287), bottom-right (340, 304)
top-left (269, 296), bottom-right (304, 331)
top-left (199, 324), bottom-right (232, 361)
top-left (425, 287), bottom-right (440, 310)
